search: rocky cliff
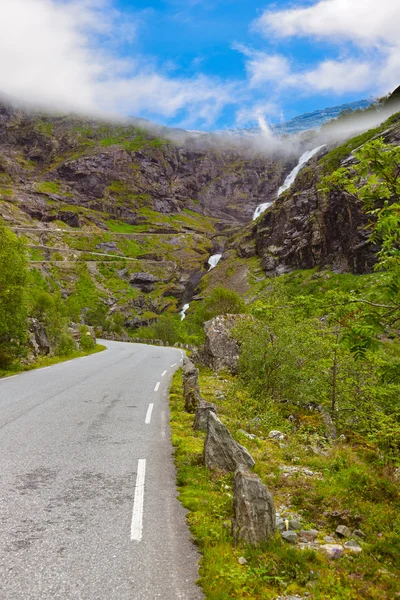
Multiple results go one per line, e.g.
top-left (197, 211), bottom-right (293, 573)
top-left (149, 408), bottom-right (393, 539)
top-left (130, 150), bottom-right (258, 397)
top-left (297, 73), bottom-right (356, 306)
top-left (246, 112), bottom-right (400, 276)
top-left (0, 101), bottom-right (288, 326)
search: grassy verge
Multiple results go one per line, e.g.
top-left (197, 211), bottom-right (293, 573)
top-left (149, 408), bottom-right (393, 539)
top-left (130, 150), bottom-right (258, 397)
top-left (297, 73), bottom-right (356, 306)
top-left (0, 344), bottom-right (106, 379)
top-left (170, 369), bottom-right (400, 600)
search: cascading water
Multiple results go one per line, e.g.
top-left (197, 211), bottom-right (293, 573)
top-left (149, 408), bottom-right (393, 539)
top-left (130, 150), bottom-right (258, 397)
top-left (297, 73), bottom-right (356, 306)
top-left (179, 303), bottom-right (190, 321)
top-left (253, 202), bottom-right (273, 220)
top-left (179, 253), bottom-right (223, 321)
top-left (252, 144), bottom-right (326, 220)
top-left (277, 145), bottom-right (326, 197)
top-left (208, 253), bottom-right (222, 271)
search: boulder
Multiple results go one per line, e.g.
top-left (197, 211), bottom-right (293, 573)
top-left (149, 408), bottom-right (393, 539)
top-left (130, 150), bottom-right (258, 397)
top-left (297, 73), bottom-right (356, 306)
top-left (185, 387), bottom-right (202, 414)
top-left (182, 358), bottom-right (201, 413)
top-left (202, 314), bottom-right (247, 373)
top-left (193, 399), bottom-right (217, 431)
top-left (204, 412), bottom-right (255, 472)
top-left (232, 466), bottom-right (276, 545)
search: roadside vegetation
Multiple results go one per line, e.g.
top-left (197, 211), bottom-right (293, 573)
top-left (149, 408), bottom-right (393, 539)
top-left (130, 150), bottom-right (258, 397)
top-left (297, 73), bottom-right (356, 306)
top-left (170, 137), bottom-right (400, 599)
top-left (0, 220), bottom-right (105, 376)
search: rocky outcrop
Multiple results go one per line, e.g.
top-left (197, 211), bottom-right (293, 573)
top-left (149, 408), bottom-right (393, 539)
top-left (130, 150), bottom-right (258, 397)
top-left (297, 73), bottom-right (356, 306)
top-left (202, 314), bottom-right (246, 373)
top-left (252, 114), bottom-right (400, 276)
top-left (232, 466), bottom-right (276, 545)
top-left (130, 272), bottom-right (157, 293)
top-left (28, 318), bottom-right (52, 357)
top-left (204, 412), bottom-right (255, 472)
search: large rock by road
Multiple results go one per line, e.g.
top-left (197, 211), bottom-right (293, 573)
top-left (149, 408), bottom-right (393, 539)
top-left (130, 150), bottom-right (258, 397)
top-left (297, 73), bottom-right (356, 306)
top-left (204, 412), bottom-right (255, 472)
top-left (202, 314), bottom-right (246, 373)
top-left (233, 467), bottom-right (276, 545)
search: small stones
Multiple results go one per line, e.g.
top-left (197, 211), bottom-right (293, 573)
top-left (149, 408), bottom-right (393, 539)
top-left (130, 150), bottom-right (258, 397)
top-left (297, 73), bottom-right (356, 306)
top-left (276, 518), bottom-right (286, 532)
top-left (298, 529), bottom-right (318, 542)
top-left (324, 535), bottom-right (335, 543)
top-left (319, 544), bottom-right (344, 559)
top-left (281, 530), bottom-right (298, 544)
top-left (269, 430), bottom-right (286, 441)
top-left (336, 525), bottom-right (352, 538)
top-left (280, 465), bottom-right (321, 478)
top-left (238, 556), bottom-right (247, 565)
top-left (288, 519), bottom-right (301, 531)
top-left (344, 539), bottom-right (362, 553)
top-left (353, 529), bottom-right (366, 539)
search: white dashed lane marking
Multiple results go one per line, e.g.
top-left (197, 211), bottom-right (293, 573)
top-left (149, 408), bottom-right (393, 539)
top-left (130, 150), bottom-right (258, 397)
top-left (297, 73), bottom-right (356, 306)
top-left (130, 459), bottom-right (146, 542)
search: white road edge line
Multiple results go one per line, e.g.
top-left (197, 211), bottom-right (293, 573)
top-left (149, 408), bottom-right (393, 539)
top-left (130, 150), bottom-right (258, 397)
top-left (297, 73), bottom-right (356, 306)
top-left (131, 459), bottom-right (146, 542)
top-left (154, 381), bottom-right (160, 392)
top-left (161, 370), bottom-right (167, 377)
top-left (170, 363), bottom-right (177, 367)
top-left (145, 403), bottom-right (154, 425)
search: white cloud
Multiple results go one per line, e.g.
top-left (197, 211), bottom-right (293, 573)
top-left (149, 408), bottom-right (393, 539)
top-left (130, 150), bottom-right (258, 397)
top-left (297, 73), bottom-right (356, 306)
top-left (0, 0), bottom-right (235, 125)
top-left (255, 0), bottom-right (399, 46)
top-left (253, 0), bottom-right (400, 96)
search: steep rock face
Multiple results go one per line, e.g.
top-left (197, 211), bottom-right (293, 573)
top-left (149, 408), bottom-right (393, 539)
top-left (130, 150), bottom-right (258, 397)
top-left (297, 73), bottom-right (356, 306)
top-left (251, 114), bottom-right (400, 275)
top-left (0, 103), bottom-right (288, 226)
top-left (254, 170), bottom-right (376, 275)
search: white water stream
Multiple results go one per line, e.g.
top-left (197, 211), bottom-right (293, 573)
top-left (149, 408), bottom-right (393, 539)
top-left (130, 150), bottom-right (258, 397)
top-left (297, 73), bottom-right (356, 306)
top-left (252, 145), bottom-right (326, 220)
top-left (179, 303), bottom-right (190, 321)
top-left (208, 253), bottom-right (222, 271)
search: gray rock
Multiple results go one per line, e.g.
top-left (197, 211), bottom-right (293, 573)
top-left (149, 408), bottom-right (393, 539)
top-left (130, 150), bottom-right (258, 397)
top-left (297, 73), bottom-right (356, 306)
top-left (344, 539), bottom-right (362, 553)
top-left (336, 525), bottom-right (352, 538)
top-left (353, 529), bottom-right (366, 539)
top-left (269, 430), bottom-right (286, 441)
top-left (232, 467), bottom-right (276, 546)
top-left (319, 544), bottom-right (344, 559)
top-left (281, 530), bottom-right (298, 544)
top-left (28, 318), bottom-right (52, 356)
top-left (324, 536), bottom-right (335, 543)
top-left (276, 518), bottom-right (286, 532)
top-left (288, 519), bottom-right (301, 531)
top-left (204, 412), bottom-right (255, 472)
top-left (238, 556), bottom-right (247, 565)
top-left (193, 399), bottom-right (217, 432)
top-left (182, 358), bottom-right (201, 413)
top-left (298, 529), bottom-right (318, 542)
top-left (202, 314), bottom-right (250, 373)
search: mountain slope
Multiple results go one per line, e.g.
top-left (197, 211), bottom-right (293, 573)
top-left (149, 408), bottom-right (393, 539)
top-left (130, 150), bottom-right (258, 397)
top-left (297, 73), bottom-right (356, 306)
top-left (0, 102), bottom-right (288, 328)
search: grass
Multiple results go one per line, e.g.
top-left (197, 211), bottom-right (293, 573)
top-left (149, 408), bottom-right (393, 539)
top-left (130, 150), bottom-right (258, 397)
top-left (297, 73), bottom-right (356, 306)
top-left (170, 368), bottom-right (400, 599)
top-left (0, 344), bottom-right (106, 379)
top-left (36, 181), bottom-right (64, 195)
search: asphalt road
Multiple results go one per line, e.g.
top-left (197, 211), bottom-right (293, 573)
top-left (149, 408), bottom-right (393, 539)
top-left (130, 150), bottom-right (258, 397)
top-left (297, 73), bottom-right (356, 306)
top-left (0, 340), bottom-right (204, 599)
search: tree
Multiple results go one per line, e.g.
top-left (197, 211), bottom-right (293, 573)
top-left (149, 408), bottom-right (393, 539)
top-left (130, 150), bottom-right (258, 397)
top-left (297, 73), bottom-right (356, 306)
top-left (320, 138), bottom-right (400, 358)
top-left (0, 222), bottom-right (28, 366)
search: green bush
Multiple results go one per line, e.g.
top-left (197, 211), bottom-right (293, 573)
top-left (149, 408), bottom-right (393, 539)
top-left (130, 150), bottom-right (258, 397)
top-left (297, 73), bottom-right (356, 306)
top-left (0, 221), bottom-right (28, 367)
top-left (79, 326), bottom-right (96, 351)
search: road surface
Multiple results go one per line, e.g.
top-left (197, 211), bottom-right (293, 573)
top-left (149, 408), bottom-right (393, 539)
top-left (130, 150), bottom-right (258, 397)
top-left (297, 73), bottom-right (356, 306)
top-left (0, 340), bottom-right (203, 599)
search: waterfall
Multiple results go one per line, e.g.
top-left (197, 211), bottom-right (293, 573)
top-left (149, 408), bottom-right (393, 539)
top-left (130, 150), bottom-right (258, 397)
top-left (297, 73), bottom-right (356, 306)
top-left (253, 202), bottom-right (273, 220)
top-left (277, 145), bottom-right (326, 197)
top-left (179, 303), bottom-right (190, 321)
top-left (252, 144), bottom-right (326, 220)
top-left (208, 253), bottom-right (222, 271)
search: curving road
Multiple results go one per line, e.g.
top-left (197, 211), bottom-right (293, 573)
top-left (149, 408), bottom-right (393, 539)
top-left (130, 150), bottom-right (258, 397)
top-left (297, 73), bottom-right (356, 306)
top-left (0, 340), bottom-right (203, 600)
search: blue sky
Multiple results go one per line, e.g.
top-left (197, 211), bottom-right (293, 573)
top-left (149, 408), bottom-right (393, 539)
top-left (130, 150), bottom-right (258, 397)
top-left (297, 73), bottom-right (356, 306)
top-left (2, 1), bottom-right (398, 130)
